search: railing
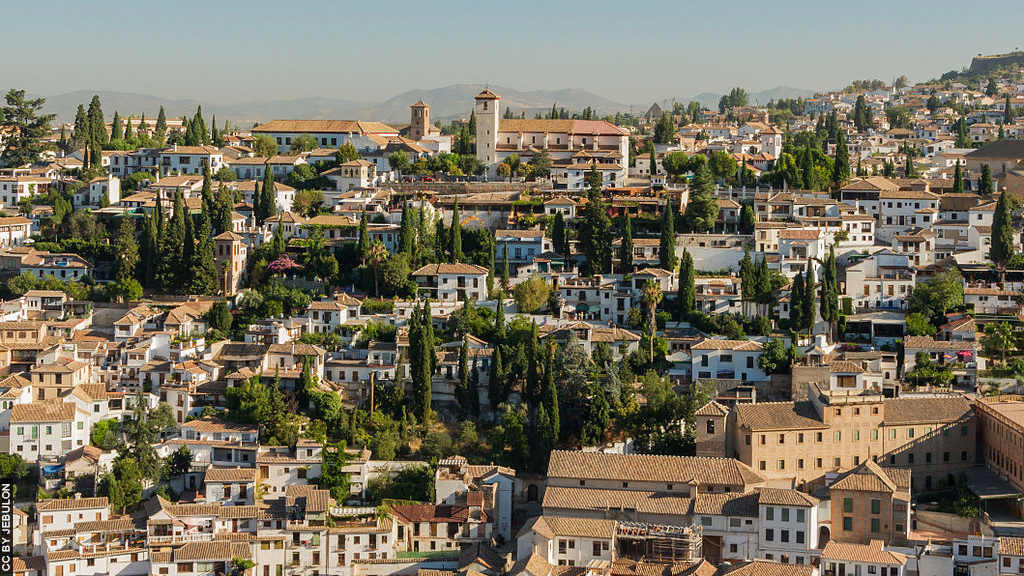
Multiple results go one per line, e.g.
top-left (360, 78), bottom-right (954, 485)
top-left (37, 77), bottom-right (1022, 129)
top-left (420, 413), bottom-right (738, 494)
top-left (148, 532), bottom-right (215, 543)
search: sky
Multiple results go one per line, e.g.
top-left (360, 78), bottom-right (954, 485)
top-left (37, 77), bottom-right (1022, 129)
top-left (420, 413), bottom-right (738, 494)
top-left (5, 0), bottom-right (1023, 106)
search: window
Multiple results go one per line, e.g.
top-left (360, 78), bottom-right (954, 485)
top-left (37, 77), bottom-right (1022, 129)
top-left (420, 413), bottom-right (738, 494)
top-left (871, 429), bottom-right (878, 440)
top-left (797, 459), bottom-right (804, 470)
top-left (764, 529), bottom-right (774, 541)
top-left (908, 428), bottom-right (915, 438)
top-left (871, 518), bottom-right (880, 533)
top-left (593, 542), bottom-right (602, 556)
top-left (962, 451), bottom-right (968, 461)
top-left (796, 531), bottom-right (805, 544)
top-left (834, 457), bottom-right (841, 467)
top-left (871, 499), bottom-right (880, 514)
top-left (700, 516), bottom-right (712, 526)
top-left (798, 433), bottom-right (804, 443)
top-left (759, 461), bottom-right (766, 471)
top-left (816, 432), bottom-right (823, 442)
top-left (781, 530), bottom-right (790, 543)
top-left (779, 433), bottom-right (785, 444)
top-left (778, 460), bottom-right (785, 470)
top-left (766, 507), bottom-right (774, 521)
top-left (730, 518), bottom-right (741, 528)
top-left (796, 509), bottom-right (805, 523)
top-left (843, 498), bottom-right (853, 513)
top-left (843, 517), bottom-right (853, 531)
top-left (908, 453), bottom-right (915, 464)
top-left (835, 431), bottom-right (841, 441)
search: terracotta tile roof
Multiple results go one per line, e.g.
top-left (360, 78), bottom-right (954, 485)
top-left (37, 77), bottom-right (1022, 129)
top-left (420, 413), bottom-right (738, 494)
top-left (694, 401), bottom-right (728, 417)
top-left (779, 229), bottom-right (822, 240)
top-left (204, 466), bottom-right (256, 483)
top-left (691, 492), bottom-right (759, 517)
top-left (690, 338), bottom-right (763, 351)
top-left (73, 517), bottom-right (135, 533)
top-left (820, 540), bottom-right (906, 565)
top-left (830, 461), bottom-right (910, 493)
top-left (830, 360), bottom-right (866, 374)
top-left (181, 416), bottom-right (258, 434)
top-left (173, 541), bottom-right (251, 562)
top-left (413, 263), bottom-right (489, 276)
top-left (1001, 536), bottom-right (1024, 556)
top-left (882, 396), bottom-right (972, 425)
top-left (390, 503), bottom-right (478, 524)
top-left (11, 401), bottom-right (76, 422)
top-left (253, 119), bottom-right (398, 135)
top-left (530, 516), bottom-right (617, 539)
top-left (546, 451), bottom-right (763, 487)
top-left (37, 497), bottom-right (108, 511)
top-left (903, 336), bottom-right (974, 350)
top-left (725, 560), bottom-right (816, 576)
top-left (542, 486), bottom-right (692, 516)
top-left (734, 402), bottom-right (828, 431)
top-left (756, 487), bottom-right (818, 507)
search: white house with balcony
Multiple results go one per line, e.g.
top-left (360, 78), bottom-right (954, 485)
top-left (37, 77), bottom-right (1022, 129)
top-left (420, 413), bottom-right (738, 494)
top-left (690, 338), bottom-right (767, 382)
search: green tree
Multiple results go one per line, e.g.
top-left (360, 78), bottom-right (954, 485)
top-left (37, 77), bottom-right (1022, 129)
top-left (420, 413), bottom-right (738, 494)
top-left (488, 345), bottom-right (505, 410)
top-left (980, 164), bottom-right (994, 195)
top-left (114, 213), bottom-right (139, 284)
top-left (552, 211), bottom-right (567, 257)
top-left (0, 90), bottom-right (56, 167)
top-left (990, 191), bottom-right (1014, 281)
top-left (252, 135), bottom-right (277, 157)
top-left (319, 441), bottom-right (356, 502)
top-left (531, 148), bottom-right (552, 179)
top-left (580, 380), bottom-right (609, 446)
top-left (336, 142), bottom-right (359, 163)
top-left (832, 130), bottom-right (850, 187)
top-left (953, 160), bottom-right (963, 194)
top-left (157, 189), bottom-right (186, 292)
top-left (450, 196), bottom-right (463, 262)
top-left (641, 280), bottom-right (663, 364)
top-left (388, 151), bottom-right (410, 174)
top-left (110, 111), bottom-right (123, 141)
top-left (357, 212), bottom-right (370, 266)
top-left (291, 134), bottom-right (317, 153)
top-left (0, 453), bottom-right (28, 482)
top-left (658, 206), bottom-right (677, 272)
top-left (685, 162), bottom-right (718, 232)
top-left (758, 338), bottom-right (792, 374)
top-left (619, 211), bottom-right (633, 273)
top-left (905, 312), bottom-right (936, 337)
top-left (790, 269), bottom-right (806, 332)
top-left (455, 339), bottom-right (473, 417)
top-left (908, 269), bottom-right (964, 324)
top-left (801, 262), bottom-right (815, 331)
top-left (398, 202), bottom-right (415, 256)
top-left (513, 275), bottom-right (551, 313)
top-left (155, 106), bottom-right (168, 145)
top-left (87, 95), bottom-right (107, 148)
top-left (677, 249), bottom-right (695, 318)
top-left (578, 166), bottom-right (613, 275)
top-left (208, 300), bottom-right (232, 333)
top-left (653, 113), bottom-right (675, 143)
top-left (708, 150), bottom-right (737, 181)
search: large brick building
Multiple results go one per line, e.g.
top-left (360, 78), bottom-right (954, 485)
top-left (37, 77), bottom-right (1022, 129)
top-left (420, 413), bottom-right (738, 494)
top-left (697, 384), bottom-right (977, 491)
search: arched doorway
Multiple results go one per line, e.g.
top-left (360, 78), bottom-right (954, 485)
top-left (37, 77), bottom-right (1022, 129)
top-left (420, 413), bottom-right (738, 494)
top-left (818, 526), bottom-right (831, 548)
top-left (527, 484), bottom-right (539, 502)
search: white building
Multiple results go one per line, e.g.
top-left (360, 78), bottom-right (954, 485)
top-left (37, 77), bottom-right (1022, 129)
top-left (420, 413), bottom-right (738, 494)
top-left (9, 401), bottom-right (90, 462)
top-left (412, 263), bottom-right (489, 301)
top-left (690, 339), bottom-right (767, 382)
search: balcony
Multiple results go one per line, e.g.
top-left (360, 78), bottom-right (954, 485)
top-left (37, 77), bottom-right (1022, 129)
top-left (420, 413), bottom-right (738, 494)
top-left (148, 532), bottom-right (215, 544)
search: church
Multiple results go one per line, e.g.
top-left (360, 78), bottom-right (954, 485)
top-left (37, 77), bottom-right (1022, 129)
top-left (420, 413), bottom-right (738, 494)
top-left (473, 89), bottom-right (630, 185)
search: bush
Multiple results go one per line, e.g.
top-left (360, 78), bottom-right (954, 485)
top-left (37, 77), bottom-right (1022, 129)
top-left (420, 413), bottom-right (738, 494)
top-left (361, 299), bottom-right (394, 315)
top-left (512, 274), bottom-right (552, 313)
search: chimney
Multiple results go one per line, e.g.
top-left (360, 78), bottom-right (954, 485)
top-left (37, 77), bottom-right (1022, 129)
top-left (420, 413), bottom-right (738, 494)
top-left (173, 143), bottom-right (178, 152)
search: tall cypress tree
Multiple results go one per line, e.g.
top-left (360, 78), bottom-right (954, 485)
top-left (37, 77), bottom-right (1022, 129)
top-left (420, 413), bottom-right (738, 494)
top-left (525, 322), bottom-right (540, 403)
top-left (579, 166), bottom-right (613, 274)
top-left (123, 118), bottom-right (132, 144)
top-left (501, 241), bottom-right (510, 289)
top-left (619, 211), bottom-right (633, 274)
top-left (800, 146), bottom-right (815, 190)
top-left (801, 260), bottom-right (815, 332)
top-left (194, 105), bottom-right (209, 145)
top-left (87, 95), bottom-right (107, 148)
top-left (488, 346), bottom-right (505, 411)
top-left (357, 212), bottom-right (370, 265)
top-left (114, 213), bottom-right (139, 283)
top-left (552, 211), bottom-right (566, 257)
top-left (73, 105), bottom-right (88, 149)
top-left (398, 201), bottom-right (415, 256)
top-left (158, 188), bottom-right (187, 291)
top-left (980, 164), bottom-right (994, 195)
top-left (990, 191), bottom-right (1014, 281)
top-left (260, 168), bottom-right (277, 223)
top-left (832, 130), bottom-right (850, 187)
top-left (450, 196), bottom-right (462, 263)
top-left (183, 203), bottom-right (196, 284)
top-left (110, 112), bottom-right (123, 141)
top-left (155, 106), bottom-right (168, 145)
top-left (658, 205), bottom-right (677, 271)
top-left (790, 270), bottom-right (805, 333)
top-left (739, 247), bottom-right (755, 303)
top-left (189, 204), bottom-right (217, 294)
top-left (953, 160), bottom-right (963, 194)
top-left (542, 343), bottom-right (559, 440)
top-left (677, 248), bottom-right (695, 319)
top-left (456, 339), bottom-right (472, 417)
top-left (495, 291), bottom-right (506, 342)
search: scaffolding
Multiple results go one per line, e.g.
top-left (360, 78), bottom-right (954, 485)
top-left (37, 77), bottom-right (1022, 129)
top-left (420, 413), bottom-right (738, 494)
top-left (615, 522), bottom-right (702, 563)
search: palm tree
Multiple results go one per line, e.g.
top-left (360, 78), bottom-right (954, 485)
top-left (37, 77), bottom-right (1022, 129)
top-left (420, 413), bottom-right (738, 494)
top-left (983, 322), bottom-right (1016, 364)
top-left (367, 240), bottom-right (389, 297)
top-left (641, 280), bottom-right (663, 364)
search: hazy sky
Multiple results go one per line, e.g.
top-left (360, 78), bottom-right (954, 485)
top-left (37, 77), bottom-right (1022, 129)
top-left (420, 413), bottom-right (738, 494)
top-left (5, 0), bottom-right (1022, 105)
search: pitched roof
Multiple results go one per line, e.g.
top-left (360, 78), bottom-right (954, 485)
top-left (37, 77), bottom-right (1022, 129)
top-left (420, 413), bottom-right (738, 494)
top-left (11, 401), bottom-right (76, 423)
top-left (882, 396), bottom-right (972, 425)
top-left (173, 541), bottom-right (252, 562)
top-left (530, 516), bottom-right (617, 539)
top-left (820, 540), bottom-right (907, 565)
top-left (1001, 536), bottom-right (1024, 556)
top-left (37, 497), bottom-right (109, 511)
top-left (756, 487), bottom-right (818, 507)
top-left (694, 401), bottom-right (728, 417)
top-left (830, 460), bottom-right (909, 493)
top-left (204, 466), bottom-right (256, 483)
top-left (412, 263), bottom-right (489, 276)
top-left (542, 486), bottom-right (692, 516)
top-left (690, 339), bottom-right (763, 351)
top-left (691, 492), bottom-right (759, 517)
top-left (734, 402), bottom-right (828, 431)
top-left (965, 139), bottom-right (1024, 160)
top-left (252, 119), bottom-right (398, 135)
top-left (546, 451), bottom-right (764, 487)
top-left (725, 560), bottom-right (816, 576)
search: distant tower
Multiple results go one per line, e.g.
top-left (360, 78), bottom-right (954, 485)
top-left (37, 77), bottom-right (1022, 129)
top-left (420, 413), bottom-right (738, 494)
top-left (475, 89), bottom-right (500, 175)
top-left (214, 231), bottom-right (247, 296)
top-left (761, 127), bottom-right (783, 159)
top-left (695, 400), bottom-right (729, 458)
top-left (410, 101), bottom-right (430, 141)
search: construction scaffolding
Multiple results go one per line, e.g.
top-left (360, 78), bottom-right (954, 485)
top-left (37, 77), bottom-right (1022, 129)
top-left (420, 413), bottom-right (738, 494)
top-left (615, 522), bottom-right (702, 563)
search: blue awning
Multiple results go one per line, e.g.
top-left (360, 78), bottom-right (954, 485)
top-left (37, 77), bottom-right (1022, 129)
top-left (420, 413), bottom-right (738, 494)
top-left (42, 464), bottom-right (65, 474)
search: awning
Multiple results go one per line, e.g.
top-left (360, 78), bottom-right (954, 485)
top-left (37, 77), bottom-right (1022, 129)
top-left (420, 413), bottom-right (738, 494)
top-left (966, 466), bottom-right (1024, 500)
top-left (41, 464), bottom-right (64, 474)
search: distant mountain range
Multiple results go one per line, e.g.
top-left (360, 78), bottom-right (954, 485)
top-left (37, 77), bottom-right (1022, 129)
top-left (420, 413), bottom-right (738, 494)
top-left (37, 84), bottom-right (818, 126)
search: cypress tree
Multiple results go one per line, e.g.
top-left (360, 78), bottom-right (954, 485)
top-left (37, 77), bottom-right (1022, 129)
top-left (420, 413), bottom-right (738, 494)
top-left (450, 196), bottom-right (462, 262)
top-left (755, 256), bottom-right (771, 304)
top-left (542, 343), bottom-right (559, 440)
top-left (619, 211), bottom-right (633, 274)
top-left (801, 260), bottom-right (815, 332)
top-left (501, 241), bottom-right (510, 289)
top-left (456, 339), bottom-right (472, 417)
top-left (488, 346), bottom-right (505, 411)
top-left (579, 167), bottom-right (613, 274)
top-left (114, 212), bottom-right (139, 283)
top-left (495, 291), bottom-right (506, 342)
top-left (210, 115), bottom-right (221, 147)
top-left (525, 322), bottom-right (540, 403)
top-left (980, 164), bottom-right (994, 195)
top-left (123, 118), bottom-right (132, 144)
top-left (183, 203), bottom-right (196, 283)
top-left (423, 299), bottom-right (437, 375)
top-left (215, 186), bottom-right (233, 235)
top-left (677, 248), bottom-right (695, 318)
top-left (189, 204), bottom-right (217, 294)
top-left (739, 247), bottom-right (755, 302)
top-left (73, 105), bottom-right (88, 148)
top-left (800, 146), bottom-right (815, 190)
top-left (991, 191), bottom-right (1014, 281)
top-left (141, 214), bottom-right (158, 288)
top-left (953, 160), bottom-right (963, 194)
top-left (357, 212), bottom-right (370, 265)
top-left (1006, 94), bottom-right (1014, 125)
top-left (155, 106), bottom-right (167, 145)
top-left (398, 201), bottom-right (415, 256)
top-left (832, 130), bottom-right (850, 187)
top-left (158, 188), bottom-right (187, 291)
top-left (790, 270), bottom-right (805, 333)
top-left (417, 199), bottom-right (431, 263)
top-left (110, 112), bottom-right (123, 141)
top-left (87, 95), bottom-right (107, 148)
top-left (552, 211), bottom-right (566, 257)
top-left (658, 205), bottom-right (677, 271)
top-left (194, 105), bottom-right (209, 145)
